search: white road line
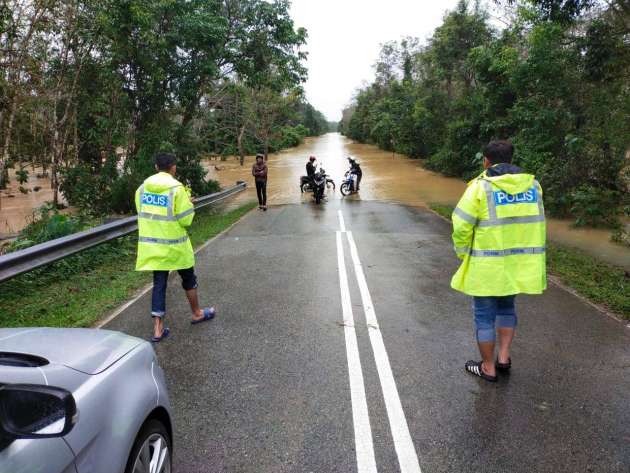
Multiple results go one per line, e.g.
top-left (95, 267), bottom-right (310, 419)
top-left (346, 230), bottom-right (422, 473)
top-left (336, 231), bottom-right (378, 473)
top-left (338, 209), bottom-right (346, 232)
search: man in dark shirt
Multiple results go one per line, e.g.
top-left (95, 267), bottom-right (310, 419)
top-left (306, 156), bottom-right (316, 178)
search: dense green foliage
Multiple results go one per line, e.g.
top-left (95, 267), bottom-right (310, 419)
top-left (1, 0), bottom-right (329, 217)
top-left (341, 0), bottom-right (630, 226)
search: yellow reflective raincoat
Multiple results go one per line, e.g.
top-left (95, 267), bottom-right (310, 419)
top-left (451, 164), bottom-right (546, 296)
top-left (135, 172), bottom-right (195, 271)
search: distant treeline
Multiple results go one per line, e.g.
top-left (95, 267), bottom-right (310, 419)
top-left (0, 0), bottom-right (329, 216)
top-left (340, 0), bottom-right (630, 227)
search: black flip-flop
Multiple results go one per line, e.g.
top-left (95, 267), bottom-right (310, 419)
top-left (191, 307), bottom-right (215, 325)
top-left (465, 360), bottom-right (497, 382)
top-left (150, 327), bottom-right (170, 343)
top-left (496, 357), bottom-right (512, 372)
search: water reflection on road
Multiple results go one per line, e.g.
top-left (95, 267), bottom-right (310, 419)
top-left (206, 132), bottom-right (630, 269)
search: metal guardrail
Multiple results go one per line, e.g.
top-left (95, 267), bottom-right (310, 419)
top-left (0, 182), bottom-right (246, 283)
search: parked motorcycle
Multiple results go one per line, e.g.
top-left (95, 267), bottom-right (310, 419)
top-left (300, 166), bottom-right (335, 193)
top-left (340, 169), bottom-right (359, 196)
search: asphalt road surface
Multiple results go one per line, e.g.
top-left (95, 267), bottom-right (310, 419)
top-left (107, 199), bottom-right (630, 473)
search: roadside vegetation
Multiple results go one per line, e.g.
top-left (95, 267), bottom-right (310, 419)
top-left (340, 0), bottom-right (630, 240)
top-left (0, 0), bottom-right (332, 217)
top-left (428, 203), bottom-right (630, 319)
top-left (0, 202), bottom-right (256, 328)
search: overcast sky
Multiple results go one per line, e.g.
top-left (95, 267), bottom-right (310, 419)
top-left (289, 0), bottom-right (462, 122)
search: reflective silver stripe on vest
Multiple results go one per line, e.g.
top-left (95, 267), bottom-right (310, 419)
top-left (477, 214), bottom-right (545, 227)
top-left (138, 236), bottom-right (189, 245)
top-left (534, 180), bottom-right (545, 216)
top-left (469, 247), bottom-right (546, 257)
top-left (481, 180), bottom-right (497, 220)
top-left (175, 207), bottom-right (194, 220)
top-left (167, 188), bottom-right (175, 218)
top-left (138, 207), bottom-right (195, 222)
top-left (454, 246), bottom-right (470, 254)
top-left (453, 207), bottom-right (477, 225)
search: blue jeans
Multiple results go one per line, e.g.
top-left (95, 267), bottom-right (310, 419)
top-left (151, 268), bottom-right (198, 317)
top-left (473, 296), bottom-right (517, 343)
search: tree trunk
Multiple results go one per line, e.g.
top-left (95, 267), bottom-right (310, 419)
top-left (0, 97), bottom-right (18, 209)
top-left (51, 127), bottom-right (59, 208)
top-left (237, 125), bottom-right (246, 166)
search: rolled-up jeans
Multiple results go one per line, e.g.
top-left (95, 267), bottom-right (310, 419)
top-left (151, 267), bottom-right (198, 317)
top-left (472, 295), bottom-right (517, 343)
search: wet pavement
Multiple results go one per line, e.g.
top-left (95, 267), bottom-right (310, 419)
top-left (206, 133), bottom-right (630, 270)
top-left (106, 199), bottom-right (630, 473)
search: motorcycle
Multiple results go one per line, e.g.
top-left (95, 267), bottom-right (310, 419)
top-left (300, 166), bottom-right (335, 193)
top-left (340, 170), bottom-right (360, 196)
top-left (311, 170), bottom-right (327, 204)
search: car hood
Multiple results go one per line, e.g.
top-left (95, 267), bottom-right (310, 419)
top-left (0, 328), bottom-right (144, 375)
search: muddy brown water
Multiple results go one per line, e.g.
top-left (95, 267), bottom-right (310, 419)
top-left (0, 168), bottom-right (67, 236)
top-left (1, 133), bottom-right (627, 269)
top-left (206, 132), bottom-right (630, 270)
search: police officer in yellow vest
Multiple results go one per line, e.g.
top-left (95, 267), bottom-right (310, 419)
top-left (136, 153), bottom-right (216, 342)
top-left (451, 141), bottom-right (546, 382)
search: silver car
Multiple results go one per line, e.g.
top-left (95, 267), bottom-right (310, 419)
top-left (0, 328), bottom-right (173, 473)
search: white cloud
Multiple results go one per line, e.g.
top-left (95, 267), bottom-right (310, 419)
top-left (290, 0), bottom-right (462, 121)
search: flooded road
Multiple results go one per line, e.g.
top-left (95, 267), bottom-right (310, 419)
top-left (206, 132), bottom-right (630, 269)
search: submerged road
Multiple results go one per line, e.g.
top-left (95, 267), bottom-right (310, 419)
top-left (106, 200), bottom-right (630, 473)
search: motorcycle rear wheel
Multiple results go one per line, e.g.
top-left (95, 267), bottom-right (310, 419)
top-left (301, 182), bottom-right (311, 193)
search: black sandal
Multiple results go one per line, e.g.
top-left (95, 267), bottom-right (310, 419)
top-left (496, 357), bottom-right (511, 372)
top-left (465, 360), bottom-right (497, 382)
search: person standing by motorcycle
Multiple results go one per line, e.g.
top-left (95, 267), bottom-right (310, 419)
top-left (306, 156), bottom-right (317, 181)
top-left (252, 154), bottom-right (268, 211)
top-left (348, 157), bottom-right (362, 191)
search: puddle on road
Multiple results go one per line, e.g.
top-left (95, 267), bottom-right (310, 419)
top-left (206, 133), bottom-right (630, 269)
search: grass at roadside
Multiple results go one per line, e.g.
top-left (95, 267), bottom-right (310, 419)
top-left (428, 203), bottom-right (630, 319)
top-left (0, 202), bottom-right (256, 328)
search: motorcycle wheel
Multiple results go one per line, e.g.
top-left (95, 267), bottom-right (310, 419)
top-left (315, 192), bottom-right (321, 204)
top-left (300, 182), bottom-right (311, 193)
top-left (340, 182), bottom-right (351, 196)
top-left (327, 179), bottom-right (335, 191)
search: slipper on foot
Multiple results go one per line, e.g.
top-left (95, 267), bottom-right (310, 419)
top-left (191, 307), bottom-right (216, 325)
top-left (465, 360), bottom-right (497, 383)
top-left (150, 327), bottom-right (170, 343)
top-left (496, 357), bottom-right (512, 372)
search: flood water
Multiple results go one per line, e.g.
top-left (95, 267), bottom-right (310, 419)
top-left (0, 168), bottom-right (61, 236)
top-left (1, 133), bottom-right (627, 268)
top-left (206, 132), bottom-right (630, 270)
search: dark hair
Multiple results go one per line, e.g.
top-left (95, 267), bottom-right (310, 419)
top-left (309, 156), bottom-right (316, 161)
top-left (256, 154), bottom-right (264, 161)
top-left (483, 141), bottom-right (514, 165)
top-left (155, 152), bottom-right (177, 171)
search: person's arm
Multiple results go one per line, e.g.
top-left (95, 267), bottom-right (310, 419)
top-left (252, 165), bottom-right (257, 177)
top-left (261, 164), bottom-right (268, 179)
top-left (451, 182), bottom-right (480, 259)
top-left (175, 186), bottom-right (195, 228)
